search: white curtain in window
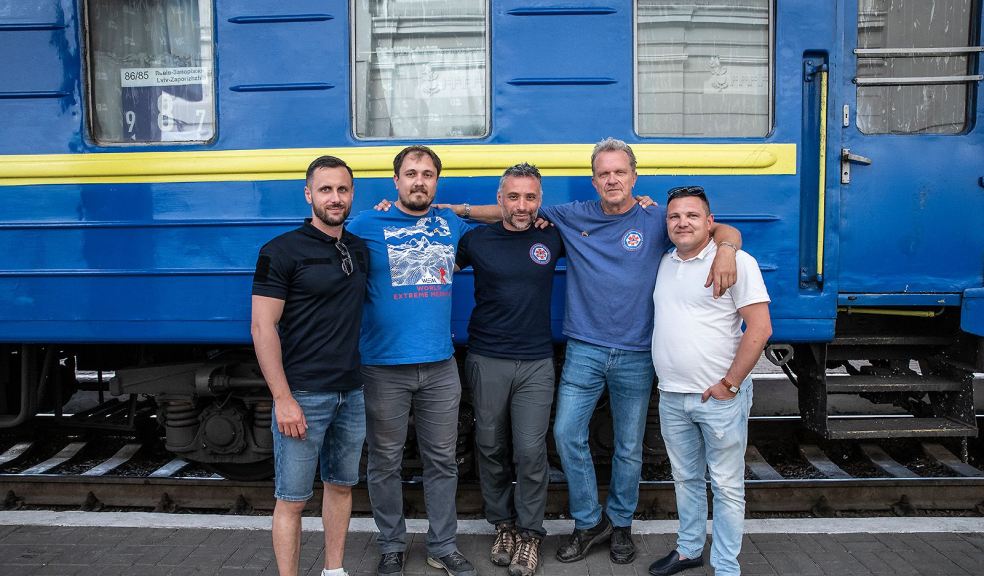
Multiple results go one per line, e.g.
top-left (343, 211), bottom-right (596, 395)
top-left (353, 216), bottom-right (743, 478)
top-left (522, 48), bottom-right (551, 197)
top-left (354, 0), bottom-right (488, 139)
top-left (636, 0), bottom-right (771, 137)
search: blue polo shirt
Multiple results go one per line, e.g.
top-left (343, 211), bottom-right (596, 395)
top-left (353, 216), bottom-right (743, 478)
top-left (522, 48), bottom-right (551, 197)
top-left (539, 200), bottom-right (670, 351)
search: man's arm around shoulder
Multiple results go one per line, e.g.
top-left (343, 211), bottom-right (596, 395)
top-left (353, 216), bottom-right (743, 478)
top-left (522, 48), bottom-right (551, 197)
top-left (438, 203), bottom-right (501, 223)
top-left (251, 295), bottom-right (307, 439)
top-left (706, 222), bottom-right (743, 299)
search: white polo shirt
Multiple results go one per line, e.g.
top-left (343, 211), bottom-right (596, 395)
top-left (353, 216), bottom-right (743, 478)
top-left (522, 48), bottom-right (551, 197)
top-left (651, 241), bottom-right (770, 394)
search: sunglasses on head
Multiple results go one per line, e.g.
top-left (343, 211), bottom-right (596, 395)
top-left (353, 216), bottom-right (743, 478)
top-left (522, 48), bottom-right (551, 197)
top-left (666, 185), bottom-right (707, 202)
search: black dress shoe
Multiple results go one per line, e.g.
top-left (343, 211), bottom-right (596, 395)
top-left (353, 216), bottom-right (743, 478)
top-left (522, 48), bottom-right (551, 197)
top-left (555, 515), bottom-right (613, 562)
top-left (648, 549), bottom-right (703, 576)
top-left (609, 526), bottom-right (636, 564)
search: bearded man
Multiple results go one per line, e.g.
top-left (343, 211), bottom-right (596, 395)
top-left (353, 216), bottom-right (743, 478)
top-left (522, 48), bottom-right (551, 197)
top-left (454, 163), bottom-right (564, 576)
top-left (346, 146), bottom-right (476, 576)
top-left (252, 155), bottom-right (369, 576)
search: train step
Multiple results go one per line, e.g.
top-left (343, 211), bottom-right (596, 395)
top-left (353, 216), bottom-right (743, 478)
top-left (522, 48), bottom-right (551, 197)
top-left (825, 417), bottom-right (978, 440)
top-left (824, 374), bottom-right (965, 393)
top-left (793, 342), bottom-right (981, 441)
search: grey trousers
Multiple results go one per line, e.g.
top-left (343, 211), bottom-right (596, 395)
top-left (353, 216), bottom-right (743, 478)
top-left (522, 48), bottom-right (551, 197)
top-left (465, 353), bottom-right (554, 537)
top-left (363, 359), bottom-right (462, 558)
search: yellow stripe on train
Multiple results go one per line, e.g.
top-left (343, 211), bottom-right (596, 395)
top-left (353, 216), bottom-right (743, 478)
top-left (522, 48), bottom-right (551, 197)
top-left (0, 143), bottom-right (796, 185)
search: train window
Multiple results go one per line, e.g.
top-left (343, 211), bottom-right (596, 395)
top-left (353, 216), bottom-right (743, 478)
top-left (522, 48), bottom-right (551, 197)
top-left (634, 1), bottom-right (773, 137)
top-left (84, 0), bottom-right (215, 145)
top-left (856, 0), bottom-right (977, 135)
top-left (352, 0), bottom-right (489, 140)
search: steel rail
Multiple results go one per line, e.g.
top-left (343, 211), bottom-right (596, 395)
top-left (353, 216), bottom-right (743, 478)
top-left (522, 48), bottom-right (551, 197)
top-left (2, 475), bottom-right (983, 516)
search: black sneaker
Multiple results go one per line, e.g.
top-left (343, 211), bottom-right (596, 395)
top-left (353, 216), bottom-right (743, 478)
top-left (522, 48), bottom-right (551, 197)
top-left (609, 526), bottom-right (636, 564)
top-left (555, 515), bottom-right (613, 563)
top-left (377, 552), bottom-right (404, 576)
top-left (427, 550), bottom-right (477, 576)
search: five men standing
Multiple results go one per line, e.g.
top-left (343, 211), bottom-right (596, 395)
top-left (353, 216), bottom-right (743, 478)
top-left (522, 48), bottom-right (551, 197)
top-left (252, 141), bottom-right (769, 576)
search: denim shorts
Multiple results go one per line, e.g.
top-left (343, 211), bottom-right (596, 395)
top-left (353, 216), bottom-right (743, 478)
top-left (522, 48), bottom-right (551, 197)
top-left (272, 387), bottom-right (366, 501)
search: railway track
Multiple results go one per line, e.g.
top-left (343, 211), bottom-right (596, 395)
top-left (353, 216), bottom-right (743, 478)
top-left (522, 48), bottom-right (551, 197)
top-left (1, 418), bottom-right (982, 517)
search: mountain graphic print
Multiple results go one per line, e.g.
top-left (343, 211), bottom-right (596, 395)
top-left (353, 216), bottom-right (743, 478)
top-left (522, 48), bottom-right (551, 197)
top-left (383, 216), bottom-right (456, 286)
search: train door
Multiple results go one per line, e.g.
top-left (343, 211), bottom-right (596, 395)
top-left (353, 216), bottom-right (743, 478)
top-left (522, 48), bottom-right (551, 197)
top-left (836, 0), bottom-right (983, 297)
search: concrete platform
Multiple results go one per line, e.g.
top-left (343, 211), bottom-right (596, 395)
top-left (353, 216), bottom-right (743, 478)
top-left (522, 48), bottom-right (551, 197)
top-left (1, 513), bottom-right (983, 575)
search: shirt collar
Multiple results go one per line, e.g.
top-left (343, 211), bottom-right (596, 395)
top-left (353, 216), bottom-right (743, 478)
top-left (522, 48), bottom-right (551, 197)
top-left (301, 218), bottom-right (347, 243)
top-left (669, 239), bottom-right (716, 262)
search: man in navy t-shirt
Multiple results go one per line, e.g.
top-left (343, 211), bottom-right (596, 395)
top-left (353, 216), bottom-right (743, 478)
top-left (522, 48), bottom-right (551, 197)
top-left (346, 146), bottom-right (475, 576)
top-left (451, 138), bottom-right (742, 566)
top-left (455, 163), bottom-right (563, 576)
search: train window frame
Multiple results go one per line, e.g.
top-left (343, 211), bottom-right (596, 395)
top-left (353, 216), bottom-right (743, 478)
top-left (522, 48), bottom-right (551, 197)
top-left (81, 0), bottom-right (218, 147)
top-left (854, 0), bottom-right (981, 136)
top-left (632, 0), bottom-right (776, 139)
top-left (349, 0), bottom-right (492, 142)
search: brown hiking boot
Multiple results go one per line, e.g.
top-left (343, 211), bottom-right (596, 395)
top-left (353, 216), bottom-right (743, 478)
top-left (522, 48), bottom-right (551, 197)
top-left (491, 522), bottom-right (517, 566)
top-left (509, 533), bottom-right (542, 576)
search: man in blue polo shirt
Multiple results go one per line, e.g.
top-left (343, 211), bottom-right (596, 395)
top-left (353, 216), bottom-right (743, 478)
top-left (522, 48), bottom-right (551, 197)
top-left (252, 155), bottom-right (369, 576)
top-left (452, 137), bottom-right (742, 566)
top-left (347, 146), bottom-right (475, 576)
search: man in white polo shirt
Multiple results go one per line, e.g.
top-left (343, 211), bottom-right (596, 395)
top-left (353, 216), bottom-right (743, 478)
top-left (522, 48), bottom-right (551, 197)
top-left (648, 186), bottom-right (772, 576)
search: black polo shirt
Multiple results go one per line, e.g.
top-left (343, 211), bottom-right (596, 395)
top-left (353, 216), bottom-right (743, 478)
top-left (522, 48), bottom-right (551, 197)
top-left (456, 222), bottom-right (564, 360)
top-left (252, 219), bottom-right (369, 392)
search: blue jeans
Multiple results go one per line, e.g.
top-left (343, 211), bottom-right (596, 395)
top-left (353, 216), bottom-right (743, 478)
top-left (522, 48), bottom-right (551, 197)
top-left (553, 338), bottom-right (655, 529)
top-left (659, 381), bottom-right (753, 576)
top-left (271, 388), bottom-right (366, 501)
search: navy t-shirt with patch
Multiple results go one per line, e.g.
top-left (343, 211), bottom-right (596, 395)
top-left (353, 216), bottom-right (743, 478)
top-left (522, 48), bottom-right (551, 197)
top-left (456, 222), bottom-right (564, 360)
top-left (251, 219), bottom-right (369, 392)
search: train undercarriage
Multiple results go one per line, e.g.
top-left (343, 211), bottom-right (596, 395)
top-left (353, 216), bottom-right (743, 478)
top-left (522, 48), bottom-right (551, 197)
top-left (1, 310), bottom-right (981, 482)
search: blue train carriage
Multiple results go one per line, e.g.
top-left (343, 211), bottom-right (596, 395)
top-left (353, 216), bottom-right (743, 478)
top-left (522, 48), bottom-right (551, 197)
top-left (0, 0), bottom-right (981, 477)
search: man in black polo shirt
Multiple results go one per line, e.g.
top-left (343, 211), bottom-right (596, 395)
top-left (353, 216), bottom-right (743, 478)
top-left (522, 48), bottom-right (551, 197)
top-left (456, 163), bottom-right (564, 576)
top-left (251, 155), bottom-right (369, 576)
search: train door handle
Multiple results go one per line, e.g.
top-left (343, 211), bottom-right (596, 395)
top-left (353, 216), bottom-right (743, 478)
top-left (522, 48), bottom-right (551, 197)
top-left (840, 148), bottom-right (872, 184)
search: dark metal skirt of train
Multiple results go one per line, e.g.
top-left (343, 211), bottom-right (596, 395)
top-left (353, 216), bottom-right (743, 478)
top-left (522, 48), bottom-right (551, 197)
top-left (1, 1), bottom-right (982, 480)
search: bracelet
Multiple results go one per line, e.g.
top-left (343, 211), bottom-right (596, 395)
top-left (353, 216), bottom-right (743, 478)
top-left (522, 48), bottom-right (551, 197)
top-left (462, 203), bottom-right (471, 219)
top-left (718, 241), bottom-right (738, 253)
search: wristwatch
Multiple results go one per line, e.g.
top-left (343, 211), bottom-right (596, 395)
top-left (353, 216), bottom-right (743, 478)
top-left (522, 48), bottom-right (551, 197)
top-left (721, 377), bottom-right (740, 394)
top-left (462, 203), bottom-right (471, 218)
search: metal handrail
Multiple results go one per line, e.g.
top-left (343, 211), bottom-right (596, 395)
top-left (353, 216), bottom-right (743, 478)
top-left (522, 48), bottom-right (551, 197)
top-left (855, 46), bottom-right (983, 57)
top-left (855, 74), bottom-right (983, 86)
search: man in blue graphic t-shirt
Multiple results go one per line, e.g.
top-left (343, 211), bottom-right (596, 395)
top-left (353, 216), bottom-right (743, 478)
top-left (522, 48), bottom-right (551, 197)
top-left (346, 146), bottom-right (475, 576)
top-left (454, 138), bottom-right (743, 566)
